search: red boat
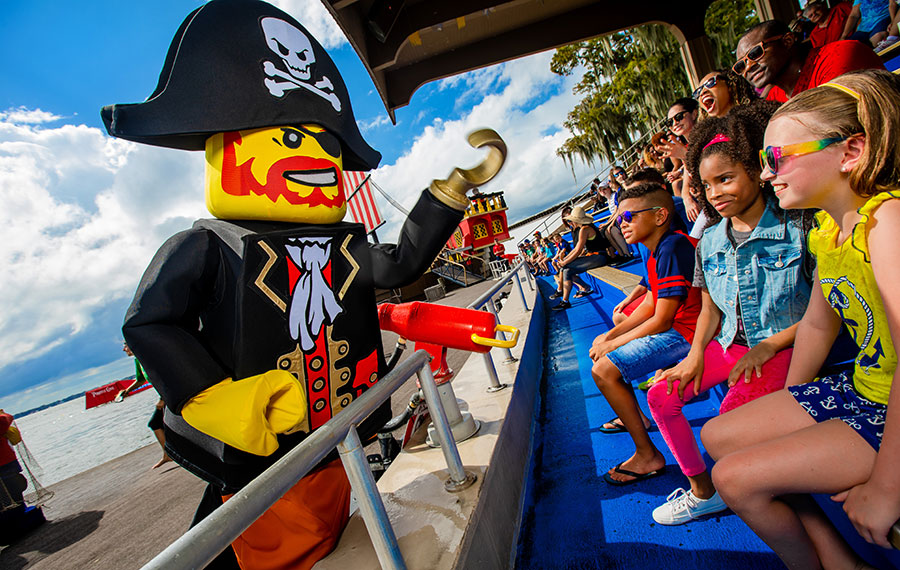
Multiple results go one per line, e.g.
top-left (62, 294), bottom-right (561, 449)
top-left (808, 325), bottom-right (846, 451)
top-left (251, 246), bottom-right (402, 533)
top-left (84, 380), bottom-right (151, 409)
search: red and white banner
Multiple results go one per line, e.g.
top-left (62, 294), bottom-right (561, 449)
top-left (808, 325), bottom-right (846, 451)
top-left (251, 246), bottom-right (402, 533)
top-left (342, 171), bottom-right (384, 234)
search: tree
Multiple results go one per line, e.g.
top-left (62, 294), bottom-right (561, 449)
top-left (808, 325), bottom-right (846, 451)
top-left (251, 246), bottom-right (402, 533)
top-left (553, 0), bottom-right (758, 167)
top-left (552, 25), bottom-right (689, 167)
top-left (705, 0), bottom-right (759, 69)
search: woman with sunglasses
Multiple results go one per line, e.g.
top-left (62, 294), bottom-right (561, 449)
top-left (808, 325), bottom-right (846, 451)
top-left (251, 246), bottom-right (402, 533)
top-left (647, 100), bottom-right (815, 526)
top-left (694, 70), bottom-right (758, 120)
top-left (550, 205), bottom-right (615, 310)
top-left (702, 70), bottom-right (900, 567)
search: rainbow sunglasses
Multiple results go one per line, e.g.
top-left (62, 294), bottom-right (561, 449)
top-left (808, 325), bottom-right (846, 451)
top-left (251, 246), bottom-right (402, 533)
top-left (759, 136), bottom-right (847, 175)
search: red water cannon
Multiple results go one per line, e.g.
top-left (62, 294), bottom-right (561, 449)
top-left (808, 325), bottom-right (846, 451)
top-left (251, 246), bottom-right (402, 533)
top-left (377, 302), bottom-right (519, 382)
top-left (377, 302), bottom-right (518, 354)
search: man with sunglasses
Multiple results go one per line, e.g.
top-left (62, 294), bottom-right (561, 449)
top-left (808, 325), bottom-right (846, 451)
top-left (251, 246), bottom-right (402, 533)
top-left (734, 20), bottom-right (882, 103)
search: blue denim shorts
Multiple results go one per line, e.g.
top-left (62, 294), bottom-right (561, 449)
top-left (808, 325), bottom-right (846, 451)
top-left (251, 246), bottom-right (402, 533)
top-left (606, 328), bottom-right (691, 383)
top-left (788, 371), bottom-right (887, 451)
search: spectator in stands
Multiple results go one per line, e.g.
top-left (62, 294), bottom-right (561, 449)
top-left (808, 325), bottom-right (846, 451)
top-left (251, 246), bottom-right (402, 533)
top-left (702, 70), bottom-right (900, 567)
top-left (588, 184), bottom-right (701, 484)
top-left (600, 166), bottom-right (633, 258)
top-left (733, 19), bottom-right (883, 103)
top-left (549, 233), bottom-right (573, 290)
top-left (550, 205), bottom-right (615, 310)
top-left (647, 101), bottom-right (816, 525)
top-left (874, 0), bottom-right (900, 51)
top-left (804, 0), bottom-right (854, 48)
top-left (659, 98), bottom-right (707, 237)
top-left (694, 70), bottom-right (758, 120)
top-left (642, 143), bottom-right (665, 171)
top-left (840, 0), bottom-right (892, 46)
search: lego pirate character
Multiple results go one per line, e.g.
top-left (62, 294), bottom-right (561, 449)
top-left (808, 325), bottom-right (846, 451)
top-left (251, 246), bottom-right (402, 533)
top-left (102, 1), bottom-right (505, 568)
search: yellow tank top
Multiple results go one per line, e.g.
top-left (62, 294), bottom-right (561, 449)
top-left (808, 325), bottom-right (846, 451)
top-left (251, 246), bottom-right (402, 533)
top-left (808, 191), bottom-right (900, 404)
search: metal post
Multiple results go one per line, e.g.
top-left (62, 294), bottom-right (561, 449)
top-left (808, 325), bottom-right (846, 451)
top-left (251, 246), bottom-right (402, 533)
top-left (338, 427), bottom-right (406, 570)
top-left (523, 265), bottom-right (535, 290)
top-left (481, 351), bottom-right (507, 393)
top-left (514, 272), bottom-right (529, 311)
top-left (487, 300), bottom-right (517, 363)
top-left (416, 364), bottom-right (476, 492)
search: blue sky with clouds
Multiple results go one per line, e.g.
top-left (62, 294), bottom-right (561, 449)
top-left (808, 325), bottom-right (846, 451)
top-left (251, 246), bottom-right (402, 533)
top-left (0, 0), bottom-right (599, 414)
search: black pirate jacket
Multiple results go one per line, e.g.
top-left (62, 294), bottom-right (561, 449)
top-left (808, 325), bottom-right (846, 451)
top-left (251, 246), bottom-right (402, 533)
top-left (123, 190), bottom-right (462, 491)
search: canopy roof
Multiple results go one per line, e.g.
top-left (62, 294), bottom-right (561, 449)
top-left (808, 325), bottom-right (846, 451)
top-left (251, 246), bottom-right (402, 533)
top-left (321, 0), bottom-right (715, 120)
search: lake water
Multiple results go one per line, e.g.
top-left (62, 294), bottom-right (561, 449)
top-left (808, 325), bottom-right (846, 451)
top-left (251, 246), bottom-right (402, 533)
top-left (13, 389), bottom-right (162, 487)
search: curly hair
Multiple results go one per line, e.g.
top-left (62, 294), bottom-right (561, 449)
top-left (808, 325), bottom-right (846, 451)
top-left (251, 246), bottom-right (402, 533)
top-left (697, 69), bottom-right (759, 121)
top-left (686, 100), bottom-right (782, 224)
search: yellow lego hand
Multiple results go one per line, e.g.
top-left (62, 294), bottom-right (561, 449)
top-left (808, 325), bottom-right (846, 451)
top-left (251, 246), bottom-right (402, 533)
top-left (182, 371), bottom-right (307, 456)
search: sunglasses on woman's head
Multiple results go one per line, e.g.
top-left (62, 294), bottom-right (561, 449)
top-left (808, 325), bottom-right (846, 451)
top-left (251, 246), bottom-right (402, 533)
top-left (617, 207), bottom-right (662, 225)
top-left (692, 75), bottom-right (724, 99)
top-left (666, 111), bottom-right (690, 127)
top-left (732, 35), bottom-right (785, 75)
top-left (758, 136), bottom-right (848, 175)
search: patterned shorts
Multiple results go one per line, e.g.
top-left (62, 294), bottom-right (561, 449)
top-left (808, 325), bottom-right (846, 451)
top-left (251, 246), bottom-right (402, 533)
top-left (787, 371), bottom-right (886, 451)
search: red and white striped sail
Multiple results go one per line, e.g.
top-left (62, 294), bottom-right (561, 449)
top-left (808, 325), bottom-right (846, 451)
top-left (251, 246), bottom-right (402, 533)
top-left (342, 171), bottom-right (383, 234)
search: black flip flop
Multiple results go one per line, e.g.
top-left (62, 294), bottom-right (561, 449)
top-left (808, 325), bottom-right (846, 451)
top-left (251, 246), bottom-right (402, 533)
top-left (603, 462), bottom-right (667, 486)
top-left (598, 417), bottom-right (627, 433)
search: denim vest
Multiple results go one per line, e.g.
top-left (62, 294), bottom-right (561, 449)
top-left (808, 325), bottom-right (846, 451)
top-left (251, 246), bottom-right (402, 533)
top-left (700, 201), bottom-right (811, 349)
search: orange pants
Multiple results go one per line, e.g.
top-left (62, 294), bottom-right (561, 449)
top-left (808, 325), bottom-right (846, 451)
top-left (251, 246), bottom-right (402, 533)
top-left (223, 459), bottom-right (351, 570)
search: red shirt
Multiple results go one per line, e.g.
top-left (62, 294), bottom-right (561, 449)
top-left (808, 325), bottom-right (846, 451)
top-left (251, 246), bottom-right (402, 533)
top-left (492, 243), bottom-right (505, 257)
top-left (646, 230), bottom-right (702, 343)
top-left (765, 40), bottom-right (884, 102)
top-left (809, 2), bottom-right (853, 48)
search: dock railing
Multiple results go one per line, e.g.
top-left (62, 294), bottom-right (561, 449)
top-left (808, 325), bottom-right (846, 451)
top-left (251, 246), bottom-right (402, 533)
top-left (141, 349), bottom-right (476, 570)
top-left (467, 259), bottom-right (532, 392)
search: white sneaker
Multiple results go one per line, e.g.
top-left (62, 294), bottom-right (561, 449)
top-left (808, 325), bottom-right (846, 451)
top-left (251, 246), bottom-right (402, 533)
top-left (652, 488), bottom-right (728, 525)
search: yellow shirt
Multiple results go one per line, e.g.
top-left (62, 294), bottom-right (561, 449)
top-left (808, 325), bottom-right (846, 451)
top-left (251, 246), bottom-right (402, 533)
top-left (809, 191), bottom-right (900, 404)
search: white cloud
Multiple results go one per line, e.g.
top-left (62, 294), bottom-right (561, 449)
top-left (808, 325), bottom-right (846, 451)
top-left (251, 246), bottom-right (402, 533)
top-left (0, 120), bottom-right (206, 375)
top-left (370, 52), bottom-right (597, 242)
top-left (359, 114), bottom-right (393, 133)
top-left (0, 107), bottom-right (63, 125)
top-left (271, 0), bottom-right (348, 49)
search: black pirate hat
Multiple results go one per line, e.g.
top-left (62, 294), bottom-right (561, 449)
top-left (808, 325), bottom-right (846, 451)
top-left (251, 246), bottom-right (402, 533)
top-left (101, 0), bottom-right (380, 171)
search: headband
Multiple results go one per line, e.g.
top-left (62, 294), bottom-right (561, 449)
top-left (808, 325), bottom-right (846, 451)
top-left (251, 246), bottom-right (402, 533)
top-left (703, 133), bottom-right (731, 150)
top-left (822, 82), bottom-right (861, 100)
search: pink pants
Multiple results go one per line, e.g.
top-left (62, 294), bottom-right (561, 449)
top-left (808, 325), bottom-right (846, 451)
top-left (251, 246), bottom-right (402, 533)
top-left (647, 340), bottom-right (793, 477)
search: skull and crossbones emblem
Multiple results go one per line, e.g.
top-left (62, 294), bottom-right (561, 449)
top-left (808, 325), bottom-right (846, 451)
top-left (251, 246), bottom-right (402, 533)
top-left (260, 17), bottom-right (342, 112)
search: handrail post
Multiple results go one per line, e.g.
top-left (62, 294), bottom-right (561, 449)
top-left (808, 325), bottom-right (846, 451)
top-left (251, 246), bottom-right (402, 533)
top-left (523, 264), bottom-right (534, 290)
top-left (338, 427), bottom-right (406, 570)
top-left (513, 271), bottom-right (529, 311)
top-left (416, 364), bottom-right (477, 492)
top-left (481, 351), bottom-right (507, 393)
top-left (486, 300), bottom-right (517, 363)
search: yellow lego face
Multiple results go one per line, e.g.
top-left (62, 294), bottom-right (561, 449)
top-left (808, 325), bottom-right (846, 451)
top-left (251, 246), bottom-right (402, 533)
top-left (205, 124), bottom-right (346, 223)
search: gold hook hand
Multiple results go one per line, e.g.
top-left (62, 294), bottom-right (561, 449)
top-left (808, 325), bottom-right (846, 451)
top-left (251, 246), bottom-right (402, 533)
top-left (429, 129), bottom-right (507, 211)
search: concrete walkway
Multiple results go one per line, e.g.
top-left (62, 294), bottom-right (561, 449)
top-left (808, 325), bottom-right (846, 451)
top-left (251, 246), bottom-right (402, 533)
top-left (0, 276), bottom-right (515, 570)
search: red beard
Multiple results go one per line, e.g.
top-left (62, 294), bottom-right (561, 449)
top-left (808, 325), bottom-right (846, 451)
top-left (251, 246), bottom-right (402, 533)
top-left (221, 131), bottom-right (345, 208)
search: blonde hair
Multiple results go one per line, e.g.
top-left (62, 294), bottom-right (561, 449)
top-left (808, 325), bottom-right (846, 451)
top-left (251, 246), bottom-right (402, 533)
top-left (771, 70), bottom-right (900, 197)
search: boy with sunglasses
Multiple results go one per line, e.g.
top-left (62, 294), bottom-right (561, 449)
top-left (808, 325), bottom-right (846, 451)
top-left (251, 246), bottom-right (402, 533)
top-left (734, 19), bottom-right (882, 103)
top-left (588, 184), bottom-right (701, 485)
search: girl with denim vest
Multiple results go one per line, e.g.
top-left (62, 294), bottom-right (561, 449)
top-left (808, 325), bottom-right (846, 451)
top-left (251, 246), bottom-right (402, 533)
top-left (701, 70), bottom-right (900, 568)
top-left (647, 101), bottom-right (816, 526)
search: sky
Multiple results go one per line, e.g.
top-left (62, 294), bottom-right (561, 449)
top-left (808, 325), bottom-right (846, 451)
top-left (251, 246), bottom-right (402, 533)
top-left (0, 0), bottom-right (599, 415)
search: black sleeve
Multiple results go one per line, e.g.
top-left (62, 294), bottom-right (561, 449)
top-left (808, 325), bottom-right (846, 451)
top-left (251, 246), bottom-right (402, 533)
top-left (122, 229), bottom-right (230, 413)
top-left (368, 190), bottom-right (465, 289)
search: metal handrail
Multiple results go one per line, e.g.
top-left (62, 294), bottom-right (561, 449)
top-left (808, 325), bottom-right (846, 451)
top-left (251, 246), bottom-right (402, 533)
top-left (465, 260), bottom-right (531, 390)
top-left (142, 349), bottom-right (473, 570)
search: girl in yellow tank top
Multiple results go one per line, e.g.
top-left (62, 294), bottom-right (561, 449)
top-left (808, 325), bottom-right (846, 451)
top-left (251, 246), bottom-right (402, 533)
top-left (699, 70), bottom-right (900, 568)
